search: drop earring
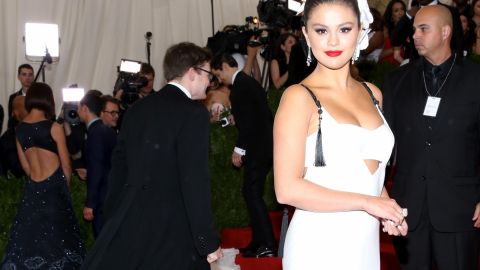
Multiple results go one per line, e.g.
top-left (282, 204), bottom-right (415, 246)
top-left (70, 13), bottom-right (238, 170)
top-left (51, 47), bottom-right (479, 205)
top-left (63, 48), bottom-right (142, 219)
top-left (306, 46), bottom-right (312, 67)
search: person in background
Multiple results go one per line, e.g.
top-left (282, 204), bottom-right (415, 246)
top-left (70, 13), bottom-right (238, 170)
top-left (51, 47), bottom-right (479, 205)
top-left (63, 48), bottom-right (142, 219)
top-left (81, 42), bottom-right (222, 269)
top-left (288, 16), bottom-right (317, 84)
top-left (203, 83), bottom-right (234, 125)
top-left (8, 64), bottom-right (34, 129)
top-left (212, 53), bottom-right (275, 258)
top-left (383, 5), bottom-right (480, 269)
top-left (100, 95), bottom-right (121, 130)
top-left (1, 82), bottom-right (85, 269)
top-left (459, 11), bottom-right (478, 55)
top-left (380, 0), bottom-right (407, 65)
top-left (270, 33), bottom-right (297, 89)
top-left (390, 0), bottom-right (463, 64)
top-left (77, 93), bottom-right (117, 238)
top-left (0, 96), bottom-right (27, 177)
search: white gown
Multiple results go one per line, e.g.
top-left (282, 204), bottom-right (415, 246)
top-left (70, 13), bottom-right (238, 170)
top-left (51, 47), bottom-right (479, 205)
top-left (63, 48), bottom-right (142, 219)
top-left (283, 101), bottom-right (395, 270)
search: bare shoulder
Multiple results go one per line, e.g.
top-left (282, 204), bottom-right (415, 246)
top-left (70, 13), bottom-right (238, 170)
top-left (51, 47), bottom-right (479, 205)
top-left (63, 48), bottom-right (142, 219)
top-left (51, 122), bottom-right (65, 138)
top-left (363, 82), bottom-right (383, 103)
top-left (282, 84), bottom-right (316, 104)
top-left (277, 84), bottom-right (318, 120)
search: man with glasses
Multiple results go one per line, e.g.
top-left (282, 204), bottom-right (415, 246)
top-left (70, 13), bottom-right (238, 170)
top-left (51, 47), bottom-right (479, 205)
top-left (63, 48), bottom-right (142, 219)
top-left (81, 42), bottom-right (222, 269)
top-left (100, 95), bottom-right (120, 130)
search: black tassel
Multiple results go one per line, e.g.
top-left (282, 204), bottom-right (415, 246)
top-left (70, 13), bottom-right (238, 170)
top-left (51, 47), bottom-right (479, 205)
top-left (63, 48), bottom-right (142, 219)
top-left (314, 107), bottom-right (326, 167)
top-left (301, 84), bottom-right (327, 167)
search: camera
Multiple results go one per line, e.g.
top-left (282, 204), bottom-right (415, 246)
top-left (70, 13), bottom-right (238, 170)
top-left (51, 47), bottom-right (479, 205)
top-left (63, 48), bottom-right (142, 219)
top-left (113, 59), bottom-right (149, 105)
top-left (218, 107), bottom-right (233, 128)
top-left (207, 0), bottom-right (295, 57)
top-left (257, 0), bottom-right (295, 29)
top-left (220, 117), bottom-right (230, 128)
top-left (61, 87), bottom-right (85, 125)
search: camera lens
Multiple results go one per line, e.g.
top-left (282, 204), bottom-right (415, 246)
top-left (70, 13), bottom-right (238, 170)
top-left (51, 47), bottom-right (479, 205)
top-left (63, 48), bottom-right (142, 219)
top-left (220, 117), bottom-right (229, 127)
top-left (68, 110), bottom-right (78, 118)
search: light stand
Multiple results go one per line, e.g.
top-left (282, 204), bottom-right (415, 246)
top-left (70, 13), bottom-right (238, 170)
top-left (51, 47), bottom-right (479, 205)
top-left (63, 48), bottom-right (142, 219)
top-left (145, 32), bottom-right (152, 65)
top-left (34, 48), bottom-right (53, 83)
top-left (211, 0), bottom-right (215, 35)
top-left (25, 23), bottom-right (59, 82)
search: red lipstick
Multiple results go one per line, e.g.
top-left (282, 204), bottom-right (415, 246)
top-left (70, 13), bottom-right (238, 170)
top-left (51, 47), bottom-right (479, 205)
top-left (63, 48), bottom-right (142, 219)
top-left (325, 50), bottom-right (342, 57)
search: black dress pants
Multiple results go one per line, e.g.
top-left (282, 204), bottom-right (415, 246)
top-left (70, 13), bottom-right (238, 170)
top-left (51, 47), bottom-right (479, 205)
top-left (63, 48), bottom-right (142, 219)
top-left (393, 202), bottom-right (480, 270)
top-left (242, 156), bottom-right (275, 248)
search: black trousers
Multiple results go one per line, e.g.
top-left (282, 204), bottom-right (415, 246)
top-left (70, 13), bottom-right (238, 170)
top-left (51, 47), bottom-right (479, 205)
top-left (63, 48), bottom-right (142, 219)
top-left (393, 202), bottom-right (480, 270)
top-left (92, 208), bottom-right (104, 239)
top-left (242, 156), bottom-right (275, 248)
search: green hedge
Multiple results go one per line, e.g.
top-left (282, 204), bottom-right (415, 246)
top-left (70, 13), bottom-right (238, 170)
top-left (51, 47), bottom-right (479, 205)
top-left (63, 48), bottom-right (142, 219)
top-left (2, 56), bottom-right (479, 255)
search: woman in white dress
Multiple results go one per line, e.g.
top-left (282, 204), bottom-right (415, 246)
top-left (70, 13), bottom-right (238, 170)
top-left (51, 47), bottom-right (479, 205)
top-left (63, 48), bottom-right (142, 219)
top-left (273, 0), bottom-right (408, 269)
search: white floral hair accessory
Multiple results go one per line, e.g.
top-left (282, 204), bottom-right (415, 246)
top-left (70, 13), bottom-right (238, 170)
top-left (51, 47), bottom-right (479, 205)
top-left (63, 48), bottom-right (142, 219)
top-left (296, 1), bottom-right (306, 15)
top-left (297, 0), bottom-right (373, 62)
top-left (353, 0), bottom-right (373, 62)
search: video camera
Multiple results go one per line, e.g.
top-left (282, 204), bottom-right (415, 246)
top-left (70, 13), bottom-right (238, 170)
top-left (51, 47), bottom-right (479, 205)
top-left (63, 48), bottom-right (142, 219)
top-left (61, 86), bottom-right (85, 126)
top-left (207, 0), bottom-right (295, 58)
top-left (113, 59), bottom-right (148, 105)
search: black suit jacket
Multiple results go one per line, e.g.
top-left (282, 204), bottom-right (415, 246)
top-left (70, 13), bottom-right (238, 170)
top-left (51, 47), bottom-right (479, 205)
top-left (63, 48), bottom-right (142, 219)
top-left (230, 71), bottom-right (273, 162)
top-left (84, 120), bottom-right (117, 212)
top-left (81, 84), bottom-right (218, 270)
top-left (383, 57), bottom-right (480, 232)
top-left (7, 89), bottom-right (22, 129)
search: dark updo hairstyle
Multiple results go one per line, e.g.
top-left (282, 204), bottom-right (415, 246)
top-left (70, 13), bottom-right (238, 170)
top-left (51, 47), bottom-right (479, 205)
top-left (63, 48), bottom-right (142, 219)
top-left (303, 0), bottom-right (361, 27)
top-left (25, 82), bottom-right (55, 119)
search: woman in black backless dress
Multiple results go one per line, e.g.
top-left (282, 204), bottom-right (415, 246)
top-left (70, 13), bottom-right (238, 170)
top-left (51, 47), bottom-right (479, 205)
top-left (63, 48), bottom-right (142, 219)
top-left (1, 83), bottom-right (85, 269)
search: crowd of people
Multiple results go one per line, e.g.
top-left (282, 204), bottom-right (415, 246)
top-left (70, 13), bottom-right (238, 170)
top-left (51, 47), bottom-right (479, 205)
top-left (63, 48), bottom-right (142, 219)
top-left (1, 0), bottom-right (480, 269)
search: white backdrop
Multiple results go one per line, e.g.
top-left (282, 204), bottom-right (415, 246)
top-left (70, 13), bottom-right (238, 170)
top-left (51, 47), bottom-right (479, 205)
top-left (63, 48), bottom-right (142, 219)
top-left (0, 0), bottom-right (259, 130)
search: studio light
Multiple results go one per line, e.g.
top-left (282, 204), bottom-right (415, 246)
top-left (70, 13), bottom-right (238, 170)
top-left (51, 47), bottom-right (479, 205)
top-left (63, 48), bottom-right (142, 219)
top-left (119, 59), bottom-right (142, 73)
top-left (62, 87), bottom-right (85, 102)
top-left (25, 22), bottom-right (59, 61)
top-left (287, 0), bottom-right (304, 13)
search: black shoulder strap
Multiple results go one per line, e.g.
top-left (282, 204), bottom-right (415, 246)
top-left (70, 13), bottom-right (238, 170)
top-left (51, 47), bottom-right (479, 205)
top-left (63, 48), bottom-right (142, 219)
top-left (361, 82), bottom-right (379, 106)
top-left (301, 84), bottom-right (322, 111)
top-left (300, 84), bottom-right (326, 167)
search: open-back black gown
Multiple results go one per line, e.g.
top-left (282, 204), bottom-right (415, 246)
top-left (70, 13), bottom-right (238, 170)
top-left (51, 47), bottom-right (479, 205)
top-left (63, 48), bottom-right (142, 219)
top-left (1, 120), bottom-right (85, 270)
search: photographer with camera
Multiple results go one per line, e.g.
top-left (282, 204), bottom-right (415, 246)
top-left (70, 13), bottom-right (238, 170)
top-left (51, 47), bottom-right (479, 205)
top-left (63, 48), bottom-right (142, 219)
top-left (60, 89), bottom-right (100, 170)
top-left (114, 62), bottom-right (156, 103)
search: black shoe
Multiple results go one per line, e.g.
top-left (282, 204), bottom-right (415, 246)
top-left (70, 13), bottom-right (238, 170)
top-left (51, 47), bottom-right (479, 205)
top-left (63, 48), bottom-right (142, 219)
top-left (240, 242), bottom-right (259, 254)
top-left (242, 245), bottom-right (275, 258)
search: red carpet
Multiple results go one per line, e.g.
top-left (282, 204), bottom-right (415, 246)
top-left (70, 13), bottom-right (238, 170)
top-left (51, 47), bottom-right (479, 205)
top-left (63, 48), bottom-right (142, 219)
top-left (220, 211), bottom-right (400, 270)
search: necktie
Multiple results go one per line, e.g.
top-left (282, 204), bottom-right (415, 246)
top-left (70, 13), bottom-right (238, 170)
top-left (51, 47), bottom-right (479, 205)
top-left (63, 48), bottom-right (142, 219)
top-left (430, 66), bottom-right (441, 94)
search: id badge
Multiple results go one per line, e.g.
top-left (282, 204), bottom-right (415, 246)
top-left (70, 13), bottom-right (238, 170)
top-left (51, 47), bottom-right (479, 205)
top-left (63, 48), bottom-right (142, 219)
top-left (423, 96), bottom-right (441, 117)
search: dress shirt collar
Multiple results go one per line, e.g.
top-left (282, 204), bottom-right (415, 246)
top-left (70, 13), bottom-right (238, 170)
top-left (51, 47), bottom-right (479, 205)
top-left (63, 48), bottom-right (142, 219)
top-left (422, 53), bottom-right (455, 78)
top-left (87, 118), bottom-right (100, 130)
top-left (231, 70), bottom-right (241, 85)
top-left (168, 81), bottom-right (192, 99)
